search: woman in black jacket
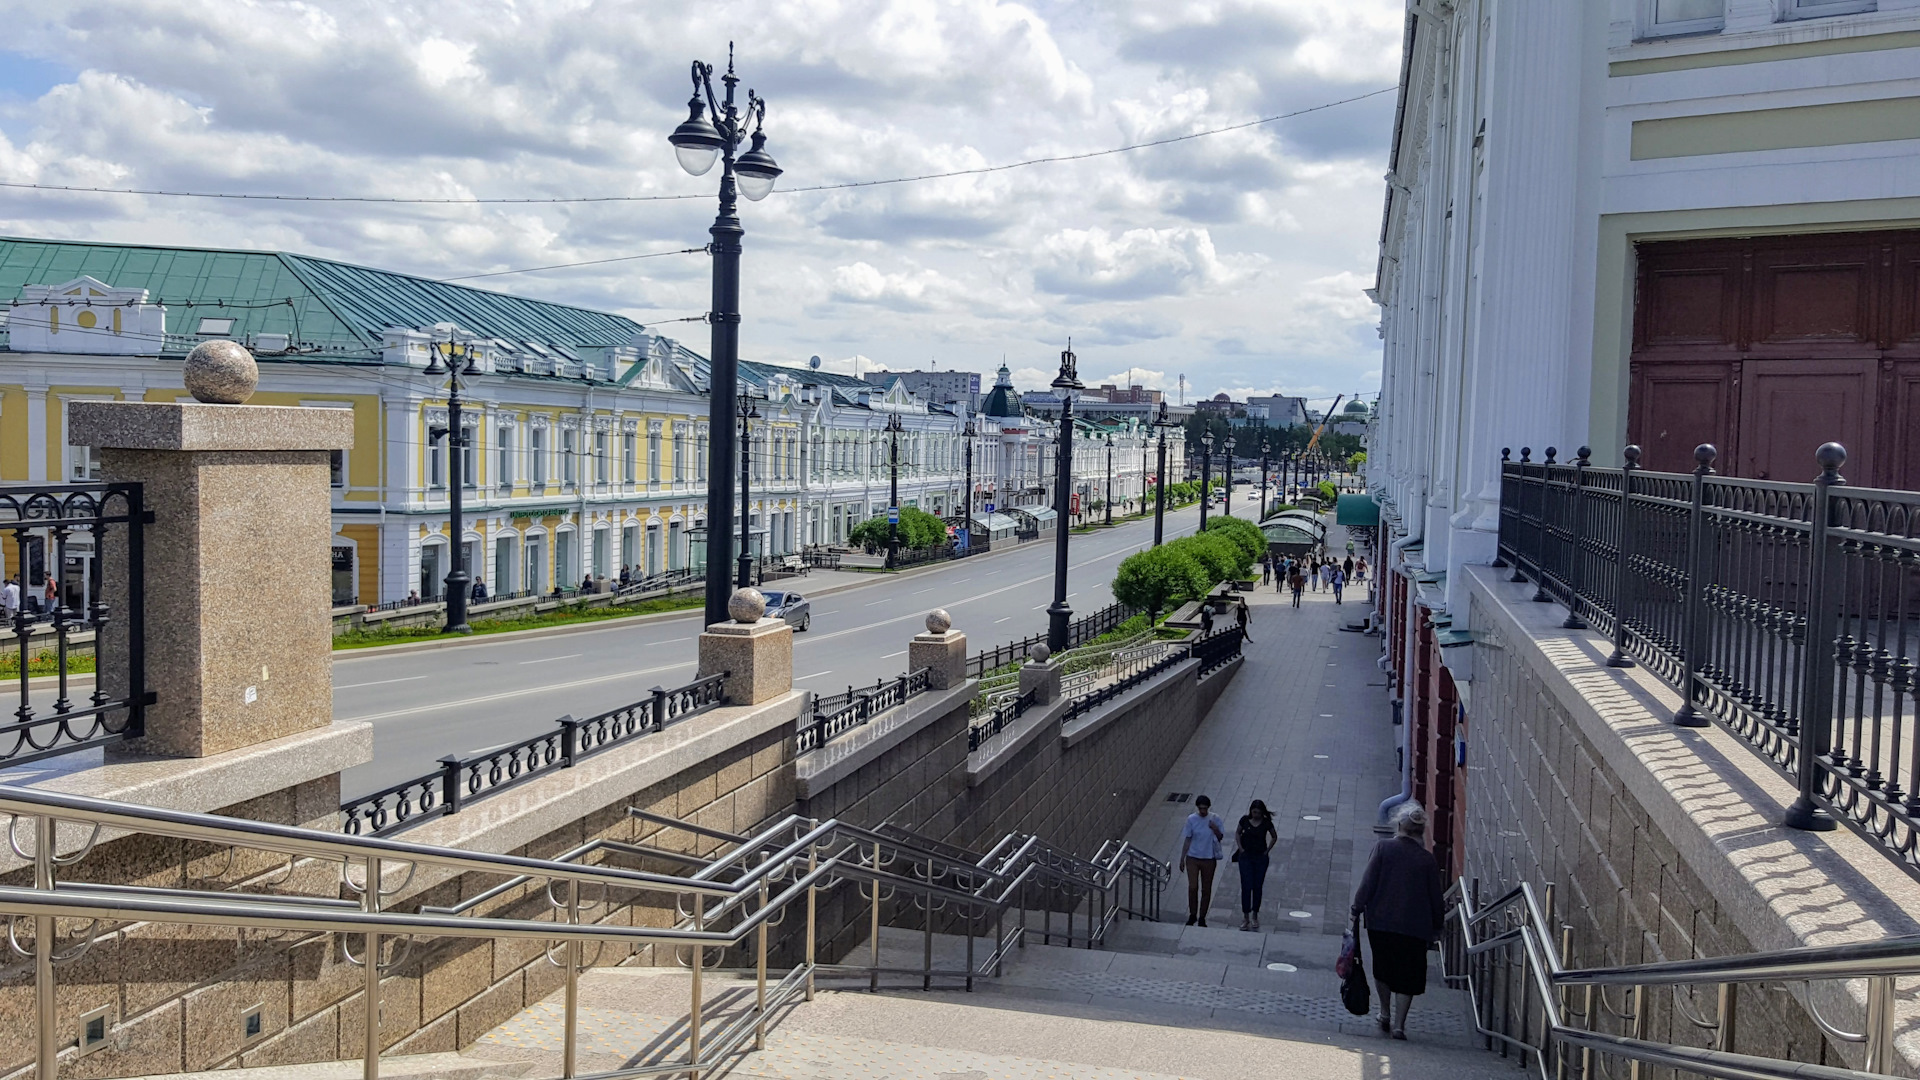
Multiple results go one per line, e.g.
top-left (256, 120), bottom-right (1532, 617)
top-left (1349, 803), bottom-right (1447, 1040)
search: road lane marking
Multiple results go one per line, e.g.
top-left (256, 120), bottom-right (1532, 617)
top-left (794, 671), bottom-right (836, 681)
top-left (911, 588), bottom-right (934, 595)
top-left (519, 654), bottom-right (582, 665)
top-left (995, 618), bottom-right (1012, 624)
top-left (865, 599), bottom-right (889, 607)
top-left (882, 651), bottom-right (905, 659)
top-left (336, 675), bottom-right (430, 690)
top-left (338, 662), bottom-right (694, 724)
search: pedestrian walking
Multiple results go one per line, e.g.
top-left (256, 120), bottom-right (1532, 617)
top-left (1332, 568), bottom-right (1346, 605)
top-left (1200, 604), bottom-right (1215, 637)
top-left (1261, 553), bottom-right (1272, 587)
top-left (471, 578), bottom-right (488, 602)
top-left (43, 578), bottom-right (58, 614)
top-left (1356, 557), bottom-right (1368, 583)
top-left (1288, 567), bottom-right (1305, 608)
top-left (1233, 799), bottom-right (1278, 931)
top-left (1350, 803), bottom-right (1447, 1041)
top-left (1235, 597), bottom-right (1251, 641)
top-left (1343, 556), bottom-right (1355, 579)
top-left (1179, 795), bottom-right (1225, 927)
top-left (1320, 561), bottom-right (1336, 593)
top-left (1, 577), bottom-right (17, 621)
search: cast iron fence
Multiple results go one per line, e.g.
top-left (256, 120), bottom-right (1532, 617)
top-left (340, 671), bottom-right (728, 837)
top-left (796, 667), bottom-right (933, 753)
top-left (969, 688), bottom-right (1037, 751)
top-left (1498, 441), bottom-right (1920, 878)
top-left (964, 602), bottom-right (1139, 678)
top-left (1188, 625), bottom-right (1245, 678)
top-left (1064, 648), bottom-right (1190, 721)
top-left (0, 482), bottom-right (151, 768)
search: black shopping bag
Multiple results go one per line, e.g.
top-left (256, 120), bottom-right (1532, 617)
top-left (1340, 921), bottom-right (1371, 1016)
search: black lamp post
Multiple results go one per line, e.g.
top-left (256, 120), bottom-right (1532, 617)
top-left (1198, 431), bottom-right (1213, 531)
top-left (736, 392), bottom-right (760, 588)
top-left (1259, 437), bottom-right (1271, 519)
top-left (668, 46), bottom-right (783, 625)
top-left (1152, 401), bottom-right (1171, 546)
top-left (962, 418), bottom-right (977, 544)
top-left (884, 411), bottom-right (903, 568)
top-left (1103, 433), bottom-right (1114, 527)
top-left (425, 333), bottom-right (480, 634)
top-left (1047, 344), bottom-right (1081, 653)
top-left (1222, 436), bottom-right (1235, 517)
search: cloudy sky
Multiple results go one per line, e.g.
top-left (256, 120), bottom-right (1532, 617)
top-left (0, 0), bottom-right (1399, 405)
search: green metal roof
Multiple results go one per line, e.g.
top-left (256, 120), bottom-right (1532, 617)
top-left (0, 236), bottom-right (645, 359)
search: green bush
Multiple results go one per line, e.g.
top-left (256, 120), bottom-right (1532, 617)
top-left (848, 506), bottom-right (949, 552)
top-left (1203, 515), bottom-right (1266, 564)
top-left (1317, 479), bottom-right (1338, 505)
top-left (1112, 545), bottom-right (1210, 617)
top-left (1185, 532), bottom-right (1244, 583)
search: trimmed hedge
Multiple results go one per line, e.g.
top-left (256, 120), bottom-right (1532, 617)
top-left (849, 506), bottom-right (948, 552)
top-left (1111, 514), bottom-right (1258, 617)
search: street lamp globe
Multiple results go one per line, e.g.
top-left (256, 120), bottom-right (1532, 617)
top-left (669, 94), bottom-right (724, 176)
top-left (733, 130), bottom-right (782, 201)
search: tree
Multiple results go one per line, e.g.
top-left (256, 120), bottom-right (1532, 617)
top-left (1317, 480), bottom-right (1338, 506)
top-left (1203, 515), bottom-right (1266, 564)
top-left (1347, 450), bottom-right (1367, 472)
top-left (848, 506), bottom-right (949, 553)
top-left (1186, 531), bottom-right (1248, 584)
top-left (1113, 545), bottom-right (1209, 621)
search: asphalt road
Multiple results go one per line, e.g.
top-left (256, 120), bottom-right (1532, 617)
top-left (333, 497), bottom-right (1269, 800)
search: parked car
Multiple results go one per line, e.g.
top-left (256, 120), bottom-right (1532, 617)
top-left (762, 590), bottom-right (811, 631)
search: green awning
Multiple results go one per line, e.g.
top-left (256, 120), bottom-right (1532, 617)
top-left (1336, 494), bottom-right (1380, 527)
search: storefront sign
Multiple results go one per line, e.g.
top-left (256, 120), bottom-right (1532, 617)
top-left (509, 506), bottom-right (573, 520)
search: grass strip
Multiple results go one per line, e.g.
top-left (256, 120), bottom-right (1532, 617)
top-left (333, 594), bottom-right (704, 650)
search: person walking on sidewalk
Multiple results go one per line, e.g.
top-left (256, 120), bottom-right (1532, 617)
top-left (1288, 566), bottom-right (1305, 608)
top-left (1179, 795), bottom-right (1225, 927)
top-left (1350, 803), bottom-right (1447, 1041)
top-left (1235, 597), bottom-right (1252, 641)
top-left (1331, 567), bottom-right (1346, 605)
top-left (1233, 799), bottom-right (1278, 931)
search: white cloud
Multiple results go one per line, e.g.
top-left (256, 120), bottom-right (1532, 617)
top-left (0, 0), bottom-right (1397, 400)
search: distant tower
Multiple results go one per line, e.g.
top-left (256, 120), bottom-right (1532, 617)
top-left (1177, 373), bottom-right (1186, 406)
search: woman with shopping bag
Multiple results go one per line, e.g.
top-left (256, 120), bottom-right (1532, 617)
top-left (1349, 803), bottom-right (1446, 1040)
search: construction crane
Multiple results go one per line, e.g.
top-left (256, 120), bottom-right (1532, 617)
top-left (1304, 394), bottom-right (1346, 452)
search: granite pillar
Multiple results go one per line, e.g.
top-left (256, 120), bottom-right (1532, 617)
top-left (907, 609), bottom-right (967, 690)
top-left (1018, 652), bottom-right (1063, 706)
top-left (697, 589), bottom-right (794, 706)
top-left (70, 401), bottom-right (355, 757)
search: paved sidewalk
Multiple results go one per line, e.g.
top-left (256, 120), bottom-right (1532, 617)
top-left (1126, 547), bottom-right (1395, 939)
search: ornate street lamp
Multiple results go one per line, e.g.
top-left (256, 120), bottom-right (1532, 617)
top-left (1152, 401), bottom-right (1173, 546)
top-left (735, 392), bottom-right (761, 588)
top-left (1259, 437), bottom-right (1272, 519)
top-left (1105, 432), bottom-right (1121, 526)
top-left (1223, 435), bottom-right (1235, 517)
top-left (1198, 431), bottom-right (1214, 530)
top-left (961, 418), bottom-right (978, 544)
top-left (668, 45), bottom-right (783, 624)
top-left (425, 332), bottom-right (481, 634)
top-left (884, 411), bottom-right (904, 568)
top-left (1047, 343), bottom-right (1081, 653)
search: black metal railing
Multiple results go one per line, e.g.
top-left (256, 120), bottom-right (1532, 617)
top-left (801, 549), bottom-right (842, 570)
top-left (1188, 625), bottom-right (1245, 677)
top-left (0, 482), bottom-right (151, 768)
top-left (968, 688), bottom-right (1037, 751)
top-left (964, 602), bottom-right (1139, 677)
top-left (796, 667), bottom-right (933, 753)
top-left (1498, 442), bottom-right (1920, 878)
top-left (889, 544), bottom-right (954, 569)
top-left (340, 672), bottom-right (728, 837)
top-left (1064, 648), bottom-right (1189, 720)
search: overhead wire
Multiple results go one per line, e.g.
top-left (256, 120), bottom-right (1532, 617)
top-left (0, 86), bottom-right (1395, 207)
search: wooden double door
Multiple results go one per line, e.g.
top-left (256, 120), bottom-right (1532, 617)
top-left (1629, 230), bottom-right (1920, 489)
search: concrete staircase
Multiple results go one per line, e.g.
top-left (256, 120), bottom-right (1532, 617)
top-left (445, 916), bottom-right (1519, 1080)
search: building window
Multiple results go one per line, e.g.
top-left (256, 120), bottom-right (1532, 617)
top-left (673, 425), bottom-right (688, 482)
top-left (696, 426), bottom-right (709, 480)
top-left (461, 424), bottom-right (478, 489)
top-left (531, 427), bottom-right (548, 489)
top-left (428, 432), bottom-right (446, 490)
top-left (1642, 0), bottom-right (1722, 35)
top-left (649, 423), bottom-right (663, 483)
top-left (1784, 0), bottom-right (1874, 16)
top-left (561, 428), bottom-right (578, 488)
top-left (330, 449), bottom-right (346, 489)
top-left (624, 431), bottom-right (637, 484)
top-left (593, 430), bottom-right (609, 486)
top-left (496, 424), bottom-right (514, 489)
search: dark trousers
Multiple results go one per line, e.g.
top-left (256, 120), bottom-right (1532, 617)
top-left (1237, 853), bottom-right (1269, 914)
top-left (1186, 857), bottom-right (1217, 918)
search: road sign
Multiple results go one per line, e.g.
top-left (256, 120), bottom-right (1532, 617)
top-left (888, 507), bottom-right (899, 524)
top-left (984, 502), bottom-right (995, 513)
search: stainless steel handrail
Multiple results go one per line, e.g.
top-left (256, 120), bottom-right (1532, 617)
top-left (1444, 878), bottom-right (1911, 1078)
top-left (3, 781), bottom-right (1167, 1080)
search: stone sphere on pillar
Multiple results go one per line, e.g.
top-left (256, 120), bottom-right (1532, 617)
top-left (183, 340), bottom-right (259, 404)
top-left (1029, 643), bottom-right (1051, 665)
top-left (728, 587), bottom-right (767, 624)
top-left (925, 609), bottom-right (952, 634)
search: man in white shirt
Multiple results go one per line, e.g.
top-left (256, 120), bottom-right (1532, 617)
top-left (1179, 795), bottom-right (1225, 927)
top-left (1, 578), bottom-right (18, 622)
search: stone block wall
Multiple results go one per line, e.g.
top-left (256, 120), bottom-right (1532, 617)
top-left (0, 711), bottom-right (796, 1080)
top-left (1457, 564), bottom-right (1920, 1074)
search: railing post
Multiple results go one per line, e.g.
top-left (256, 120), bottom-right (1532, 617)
top-left (870, 839), bottom-right (882, 993)
top-left (1607, 447), bottom-right (1641, 668)
top-left (1627, 986), bottom-right (1647, 1080)
top-left (1865, 975), bottom-right (1895, 1073)
top-left (688, 893), bottom-right (704, 1080)
top-left (1674, 444), bottom-right (1717, 727)
top-left (1563, 450), bottom-right (1590, 629)
top-left (35, 814), bottom-right (57, 1080)
top-left (1512, 448), bottom-right (1533, 583)
top-left (558, 714), bottom-right (578, 767)
top-left (651, 686), bottom-right (668, 732)
top-left (755, 871), bottom-right (769, 1050)
top-left (1715, 982), bottom-right (1737, 1053)
top-left (804, 842), bottom-right (818, 1003)
top-left (438, 755), bottom-right (463, 816)
top-left (362, 855), bottom-right (382, 1080)
top-left (563, 879), bottom-right (579, 1079)
top-left (1785, 443), bottom-right (1847, 832)
top-left (1492, 448), bottom-right (1512, 568)
top-left (1534, 448), bottom-right (1558, 603)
